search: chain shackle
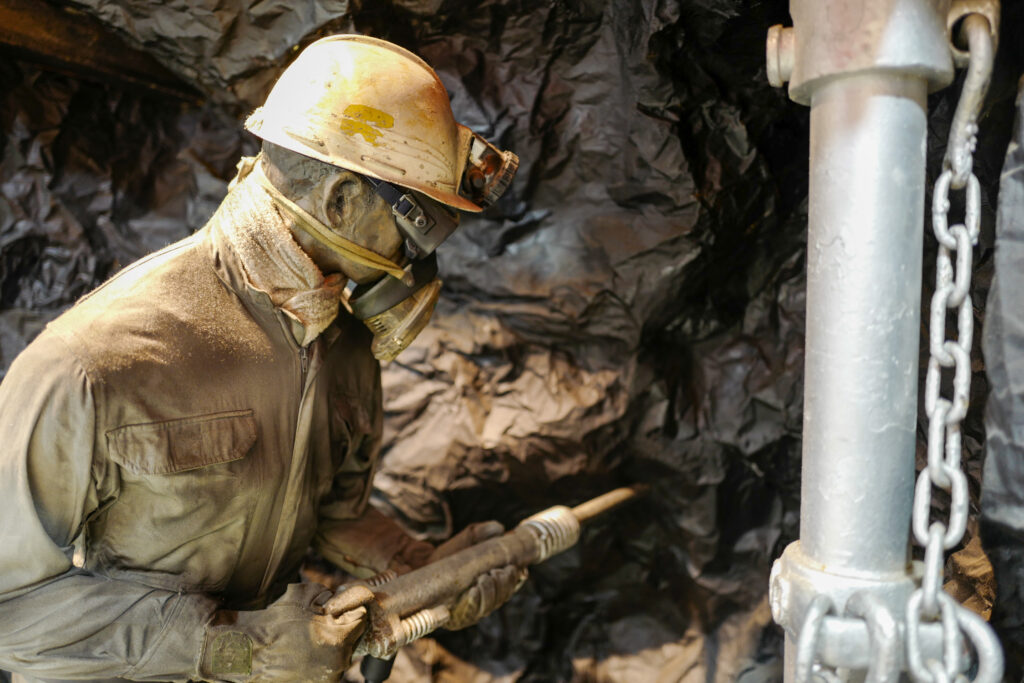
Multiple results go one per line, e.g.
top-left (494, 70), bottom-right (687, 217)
top-left (943, 14), bottom-right (995, 188)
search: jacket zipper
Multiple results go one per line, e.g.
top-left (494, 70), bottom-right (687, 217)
top-left (258, 340), bottom-right (313, 597)
top-left (299, 345), bottom-right (309, 387)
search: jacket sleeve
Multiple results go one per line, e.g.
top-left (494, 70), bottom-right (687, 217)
top-left (313, 421), bottom-right (420, 577)
top-left (0, 331), bottom-right (217, 681)
top-left (313, 367), bottom-right (432, 578)
top-left (314, 505), bottom-right (428, 578)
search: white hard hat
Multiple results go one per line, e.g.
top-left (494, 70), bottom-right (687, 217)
top-left (246, 34), bottom-right (485, 212)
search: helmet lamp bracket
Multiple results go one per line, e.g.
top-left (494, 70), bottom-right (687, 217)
top-left (460, 134), bottom-right (519, 209)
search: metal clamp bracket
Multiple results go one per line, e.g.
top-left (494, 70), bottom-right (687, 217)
top-left (771, 542), bottom-right (955, 677)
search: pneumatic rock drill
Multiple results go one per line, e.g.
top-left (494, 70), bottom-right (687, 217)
top-left (324, 486), bottom-right (645, 683)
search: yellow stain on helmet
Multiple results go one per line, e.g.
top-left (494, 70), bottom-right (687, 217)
top-left (340, 104), bottom-right (395, 146)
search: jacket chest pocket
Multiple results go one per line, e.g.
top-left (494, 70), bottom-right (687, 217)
top-left (93, 410), bottom-right (259, 592)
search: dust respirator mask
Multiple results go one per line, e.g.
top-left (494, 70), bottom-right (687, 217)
top-left (249, 133), bottom-right (517, 361)
top-left (351, 133), bottom-right (517, 361)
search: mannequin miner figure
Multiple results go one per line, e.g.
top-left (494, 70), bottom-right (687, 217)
top-left (0, 35), bottom-right (524, 682)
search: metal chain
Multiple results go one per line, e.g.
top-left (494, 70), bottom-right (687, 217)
top-left (795, 595), bottom-right (834, 683)
top-left (905, 13), bottom-right (1003, 683)
top-left (847, 591), bottom-right (900, 683)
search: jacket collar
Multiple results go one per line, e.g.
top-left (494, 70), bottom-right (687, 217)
top-left (203, 177), bottom-right (350, 348)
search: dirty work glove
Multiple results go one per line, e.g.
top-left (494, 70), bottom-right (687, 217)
top-left (198, 582), bottom-right (370, 682)
top-left (445, 564), bottom-right (529, 630)
top-left (431, 521), bottom-right (528, 630)
top-left (391, 520), bottom-right (527, 629)
top-left (431, 522), bottom-right (528, 629)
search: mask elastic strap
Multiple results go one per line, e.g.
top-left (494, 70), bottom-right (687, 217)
top-left (364, 176), bottom-right (433, 232)
top-left (246, 160), bottom-right (409, 283)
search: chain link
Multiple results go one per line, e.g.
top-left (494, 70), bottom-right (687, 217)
top-left (795, 595), bottom-right (835, 683)
top-left (847, 592), bottom-right (901, 683)
top-left (905, 12), bottom-right (1002, 683)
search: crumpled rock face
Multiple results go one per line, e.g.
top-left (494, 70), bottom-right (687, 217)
top-left (0, 55), bottom-right (253, 368)
top-left (2, 0), bottom-right (1020, 679)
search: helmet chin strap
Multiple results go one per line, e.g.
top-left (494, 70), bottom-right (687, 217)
top-left (242, 156), bottom-right (411, 285)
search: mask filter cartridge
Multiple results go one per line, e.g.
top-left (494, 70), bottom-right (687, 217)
top-left (362, 279), bottom-right (442, 361)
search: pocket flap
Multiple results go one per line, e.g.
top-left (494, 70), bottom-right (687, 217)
top-left (107, 410), bottom-right (257, 475)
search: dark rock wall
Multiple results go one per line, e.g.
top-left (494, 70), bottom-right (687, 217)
top-left (1, 0), bottom-right (1021, 679)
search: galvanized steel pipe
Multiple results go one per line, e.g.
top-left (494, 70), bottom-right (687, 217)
top-left (767, 0), bottom-right (955, 676)
top-left (801, 71), bottom-right (927, 574)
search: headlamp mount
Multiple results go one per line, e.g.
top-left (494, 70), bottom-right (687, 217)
top-left (460, 134), bottom-right (519, 209)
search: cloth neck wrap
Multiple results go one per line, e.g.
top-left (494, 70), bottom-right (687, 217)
top-left (216, 173), bottom-right (346, 346)
top-left (243, 157), bottom-right (409, 283)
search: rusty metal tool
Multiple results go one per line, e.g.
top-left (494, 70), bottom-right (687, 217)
top-left (331, 485), bottom-right (646, 681)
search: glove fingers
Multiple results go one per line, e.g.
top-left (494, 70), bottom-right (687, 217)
top-left (476, 572), bottom-right (498, 616)
top-left (324, 584), bottom-right (375, 617)
top-left (431, 520), bottom-right (505, 561)
top-left (332, 605), bottom-right (367, 629)
top-left (468, 520), bottom-right (505, 543)
top-left (447, 583), bottom-right (482, 630)
top-left (277, 581), bottom-right (333, 610)
top-left (446, 564), bottom-right (527, 630)
top-left (314, 606), bottom-right (368, 646)
top-left (490, 565), bottom-right (529, 606)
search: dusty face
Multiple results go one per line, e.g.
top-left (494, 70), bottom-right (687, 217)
top-left (305, 171), bottom-right (405, 283)
top-left (263, 143), bottom-right (406, 283)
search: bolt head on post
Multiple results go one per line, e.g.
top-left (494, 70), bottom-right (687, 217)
top-left (769, 559), bottom-right (791, 627)
top-left (766, 24), bottom-right (795, 88)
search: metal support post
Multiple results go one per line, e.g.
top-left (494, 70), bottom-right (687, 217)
top-left (766, 0), bottom-right (955, 678)
top-left (802, 71), bottom-right (928, 574)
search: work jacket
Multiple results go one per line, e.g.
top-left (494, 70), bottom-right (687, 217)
top-left (0, 198), bottom-right (395, 681)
